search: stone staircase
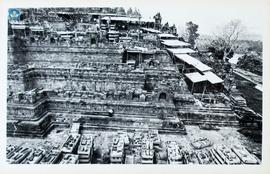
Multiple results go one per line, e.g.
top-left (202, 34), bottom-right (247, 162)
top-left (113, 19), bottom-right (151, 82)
top-left (177, 105), bottom-right (238, 126)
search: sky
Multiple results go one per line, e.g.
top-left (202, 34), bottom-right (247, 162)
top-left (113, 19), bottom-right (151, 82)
top-left (117, 0), bottom-right (267, 39)
top-left (3, 0), bottom-right (268, 39)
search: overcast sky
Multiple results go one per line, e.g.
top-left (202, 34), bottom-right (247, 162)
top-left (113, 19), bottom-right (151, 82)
top-left (117, 0), bottom-right (266, 38)
top-left (4, 0), bottom-right (267, 38)
top-left (84, 0), bottom-right (266, 39)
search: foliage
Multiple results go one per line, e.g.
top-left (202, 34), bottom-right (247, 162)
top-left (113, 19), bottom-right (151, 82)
top-left (185, 21), bottom-right (199, 47)
top-left (237, 54), bottom-right (262, 76)
top-left (210, 20), bottom-right (245, 60)
top-left (199, 54), bottom-right (227, 79)
top-left (236, 40), bottom-right (262, 55)
top-left (208, 46), bottom-right (234, 60)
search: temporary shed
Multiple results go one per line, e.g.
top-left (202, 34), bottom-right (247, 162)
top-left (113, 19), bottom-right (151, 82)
top-left (161, 40), bottom-right (190, 48)
top-left (185, 72), bottom-right (207, 83)
top-left (184, 72), bottom-right (207, 93)
top-left (157, 33), bottom-right (177, 40)
top-left (203, 71), bottom-right (224, 84)
top-left (175, 54), bottom-right (212, 72)
top-left (140, 27), bottom-right (161, 34)
top-left (167, 48), bottom-right (196, 54)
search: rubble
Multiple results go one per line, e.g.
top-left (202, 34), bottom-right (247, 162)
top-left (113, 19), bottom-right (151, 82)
top-left (61, 133), bottom-right (81, 154)
top-left (59, 154), bottom-right (79, 164)
top-left (191, 137), bottom-right (212, 149)
top-left (110, 134), bottom-right (125, 164)
top-left (77, 134), bottom-right (94, 163)
top-left (231, 144), bottom-right (259, 164)
top-left (213, 144), bottom-right (241, 165)
top-left (6, 7), bottom-right (261, 165)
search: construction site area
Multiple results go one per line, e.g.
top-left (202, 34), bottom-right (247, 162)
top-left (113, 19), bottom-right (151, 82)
top-left (6, 7), bottom-right (262, 165)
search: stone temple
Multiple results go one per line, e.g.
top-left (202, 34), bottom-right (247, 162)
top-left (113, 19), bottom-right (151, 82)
top-left (6, 7), bottom-right (262, 164)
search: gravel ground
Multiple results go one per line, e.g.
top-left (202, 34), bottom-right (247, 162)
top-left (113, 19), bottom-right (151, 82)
top-left (7, 128), bottom-right (70, 151)
top-left (160, 125), bottom-right (261, 155)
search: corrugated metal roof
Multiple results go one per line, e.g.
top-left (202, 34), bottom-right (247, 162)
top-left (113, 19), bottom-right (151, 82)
top-left (175, 54), bottom-right (212, 72)
top-left (161, 40), bottom-right (190, 47)
top-left (203, 71), bottom-right (224, 84)
top-left (158, 33), bottom-right (177, 39)
top-left (185, 72), bottom-right (207, 83)
top-left (167, 48), bottom-right (196, 54)
top-left (102, 16), bottom-right (140, 22)
top-left (140, 27), bottom-right (161, 34)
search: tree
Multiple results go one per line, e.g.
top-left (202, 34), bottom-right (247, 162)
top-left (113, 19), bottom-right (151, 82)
top-left (237, 54), bottom-right (262, 76)
top-left (185, 21), bottom-right (199, 47)
top-left (153, 12), bottom-right (162, 30)
top-left (210, 20), bottom-right (245, 61)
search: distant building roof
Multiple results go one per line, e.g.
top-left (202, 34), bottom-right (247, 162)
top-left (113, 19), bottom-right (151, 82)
top-left (158, 33), bottom-right (177, 39)
top-left (102, 16), bottom-right (140, 22)
top-left (161, 39), bottom-right (190, 47)
top-left (140, 27), bottom-right (161, 34)
top-left (185, 72), bottom-right (207, 83)
top-left (175, 54), bottom-right (212, 72)
top-left (167, 48), bottom-right (196, 54)
top-left (228, 54), bottom-right (244, 64)
top-left (203, 71), bottom-right (224, 84)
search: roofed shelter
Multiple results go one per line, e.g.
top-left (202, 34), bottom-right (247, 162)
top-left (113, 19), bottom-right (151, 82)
top-left (140, 27), bottom-right (161, 34)
top-left (167, 48), bottom-right (196, 54)
top-left (157, 33), bottom-right (177, 40)
top-left (204, 71), bottom-right (224, 92)
top-left (125, 47), bottom-right (156, 67)
top-left (184, 72), bottom-right (207, 93)
top-left (174, 54), bottom-right (212, 73)
top-left (161, 40), bottom-right (191, 48)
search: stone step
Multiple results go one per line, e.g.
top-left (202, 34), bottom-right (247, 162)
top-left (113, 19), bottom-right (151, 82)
top-left (114, 113), bottom-right (175, 119)
top-left (178, 107), bottom-right (234, 114)
top-left (81, 123), bottom-right (186, 134)
top-left (81, 123), bottom-right (161, 132)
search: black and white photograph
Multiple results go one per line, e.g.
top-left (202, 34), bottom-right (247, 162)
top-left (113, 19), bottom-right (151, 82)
top-left (1, 0), bottom-right (269, 171)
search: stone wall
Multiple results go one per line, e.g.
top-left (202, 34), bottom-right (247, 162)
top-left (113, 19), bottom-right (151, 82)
top-left (7, 114), bottom-right (52, 138)
top-left (21, 67), bottom-right (145, 92)
top-left (7, 100), bottom-right (48, 120)
top-left (8, 45), bottom-right (124, 64)
top-left (7, 44), bottom-right (192, 136)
